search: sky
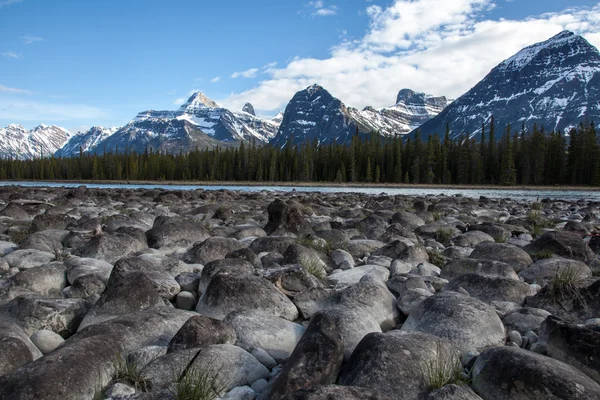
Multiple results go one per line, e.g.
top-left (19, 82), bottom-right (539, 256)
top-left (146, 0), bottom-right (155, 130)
top-left (1, 0), bottom-right (600, 132)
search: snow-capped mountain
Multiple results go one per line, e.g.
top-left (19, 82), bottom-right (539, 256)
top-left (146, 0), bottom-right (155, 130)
top-left (93, 92), bottom-right (279, 154)
top-left (55, 126), bottom-right (119, 158)
top-left (415, 30), bottom-right (600, 140)
top-left (0, 124), bottom-right (71, 159)
top-left (270, 84), bottom-right (450, 147)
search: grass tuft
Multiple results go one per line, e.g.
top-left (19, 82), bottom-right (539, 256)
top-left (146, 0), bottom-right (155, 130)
top-left (532, 249), bottom-right (555, 260)
top-left (113, 353), bottom-right (151, 392)
top-left (427, 249), bottom-right (446, 268)
top-left (299, 256), bottom-right (327, 281)
top-left (422, 343), bottom-right (465, 391)
top-left (548, 266), bottom-right (586, 303)
top-left (434, 228), bottom-right (455, 247)
top-left (171, 364), bottom-right (226, 400)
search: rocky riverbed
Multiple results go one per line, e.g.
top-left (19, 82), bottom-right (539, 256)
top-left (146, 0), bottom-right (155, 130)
top-left (0, 185), bottom-right (599, 400)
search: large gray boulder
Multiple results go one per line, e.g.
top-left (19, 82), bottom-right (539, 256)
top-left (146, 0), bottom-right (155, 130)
top-left (518, 257), bottom-right (592, 286)
top-left (11, 263), bottom-right (67, 297)
top-left (4, 249), bottom-right (55, 270)
top-left (264, 199), bottom-right (313, 236)
top-left (19, 230), bottom-right (69, 254)
top-left (196, 272), bottom-right (299, 321)
top-left (197, 259), bottom-right (255, 293)
top-left (77, 227), bottom-right (147, 264)
top-left (183, 237), bottom-right (246, 265)
top-left (441, 259), bottom-right (518, 281)
top-left (538, 316), bottom-right (600, 384)
top-left (224, 310), bottom-right (305, 362)
top-left (524, 231), bottom-right (596, 263)
top-left (64, 256), bottom-right (113, 285)
top-left (402, 291), bottom-right (506, 355)
top-left (472, 346), bottom-right (600, 399)
top-left (146, 218), bottom-right (210, 249)
top-left (258, 313), bottom-right (344, 400)
top-left (469, 243), bottom-right (533, 272)
top-left (167, 315), bottom-right (236, 353)
top-left (78, 272), bottom-right (164, 331)
top-left (443, 274), bottom-right (534, 305)
top-left (0, 308), bottom-right (194, 400)
top-left (288, 385), bottom-right (392, 400)
top-left (339, 330), bottom-right (460, 400)
top-left (452, 231), bottom-right (495, 247)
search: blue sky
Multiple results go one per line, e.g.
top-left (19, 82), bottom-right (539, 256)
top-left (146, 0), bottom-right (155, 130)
top-left (1, 0), bottom-right (600, 132)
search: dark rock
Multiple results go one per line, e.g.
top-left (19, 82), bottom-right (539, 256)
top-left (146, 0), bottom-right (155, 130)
top-left (402, 291), bottom-right (505, 354)
top-left (444, 274), bottom-right (534, 305)
top-left (30, 214), bottom-right (76, 233)
top-left (146, 219), bottom-right (210, 249)
top-left (196, 272), bottom-right (299, 320)
top-left (338, 330), bottom-right (459, 400)
top-left (538, 315), bottom-right (600, 384)
top-left (183, 237), bottom-right (246, 265)
top-left (472, 346), bottom-right (600, 400)
top-left (77, 227), bottom-right (147, 264)
top-left (0, 336), bottom-right (33, 376)
top-left (167, 315), bottom-right (236, 353)
top-left (441, 259), bottom-right (518, 280)
top-left (198, 258), bottom-right (254, 293)
top-left (427, 385), bottom-right (483, 400)
top-left (469, 242), bottom-right (533, 272)
top-left (258, 313), bottom-right (344, 400)
top-left (524, 231), bottom-right (595, 263)
top-left (264, 199), bottom-right (313, 236)
top-left (288, 385), bottom-right (392, 400)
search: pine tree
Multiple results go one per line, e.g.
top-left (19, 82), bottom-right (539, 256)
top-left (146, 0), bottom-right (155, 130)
top-left (499, 131), bottom-right (516, 185)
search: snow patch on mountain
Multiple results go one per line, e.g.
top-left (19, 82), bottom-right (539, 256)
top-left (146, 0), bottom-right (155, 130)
top-left (0, 124), bottom-right (71, 160)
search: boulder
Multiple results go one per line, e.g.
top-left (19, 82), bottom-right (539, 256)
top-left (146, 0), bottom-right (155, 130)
top-left (0, 336), bottom-right (33, 376)
top-left (452, 231), bottom-right (495, 247)
top-left (339, 330), bottom-right (460, 400)
top-left (288, 385), bottom-right (392, 400)
top-left (64, 256), bottom-right (113, 285)
top-left (472, 346), bottom-right (600, 400)
top-left (428, 385), bottom-right (483, 400)
top-left (11, 263), bottom-right (67, 297)
top-left (264, 199), bottom-right (312, 236)
top-left (524, 231), bottom-right (596, 263)
top-left (198, 259), bottom-right (254, 294)
top-left (258, 313), bottom-right (344, 400)
top-left (518, 257), bottom-right (592, 286)
top-left (441, 259), bottom-right (518, 281)
top-left (443, 274), bottom-right (534, 305)
top-left (538, 316), bottom-right (600, 384)
top-left (77, 227), bottom-right (147, 264)
top-left (327, 265), bottom-right (389, 287)
top-left (402, 291), bottom-right (506, 355)
top-left (78, 272), bottom-right (163, 331)
top-left (4, 249), bottom-right (55, 270)
top-left (196, 272), bottom-right (299, 321)
top-left (183, 237), bottom-right (246, 265)
top-left (502, 307), bottom-right (552, 334)
top-left (469, 243), bottom-right (533, 272)
top-left (224, 310), bottom-right (305, 362)
top-left (167, 315), bottom-right (236, 353)
top-left (146, 219), bottom-right (210, 249)
top-left (30, 329), bottom-right (64, 355)
top-left (110, 256), bottom-right (183, 300)
top-left (19, 230), bottom-right (69, 254)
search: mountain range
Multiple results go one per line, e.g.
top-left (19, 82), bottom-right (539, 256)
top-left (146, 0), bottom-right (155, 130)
top-left (1, 30), bottom-right (598, 159)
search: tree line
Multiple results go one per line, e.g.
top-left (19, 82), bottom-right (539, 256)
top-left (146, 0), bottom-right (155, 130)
top-left (0, 117), bottom-right (598, 186)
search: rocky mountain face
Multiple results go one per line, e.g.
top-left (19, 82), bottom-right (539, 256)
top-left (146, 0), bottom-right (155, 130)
top-left (271, 84), bottom-right (450, 147)
top-left (90, 93), bottom-right (280, 155)
top-left (415, 30), bottom-right (600, 140)
top-left (0, 124), bottom-right (71, 160)
top-left (55, 126), bottom-right (118, 158)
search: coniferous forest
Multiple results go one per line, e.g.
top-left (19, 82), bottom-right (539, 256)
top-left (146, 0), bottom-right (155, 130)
top-left (0, 119), bottom-right (598, 186)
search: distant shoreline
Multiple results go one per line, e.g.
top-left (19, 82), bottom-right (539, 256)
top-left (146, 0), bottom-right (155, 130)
top-left (1, 179), bottom-right (599, 192)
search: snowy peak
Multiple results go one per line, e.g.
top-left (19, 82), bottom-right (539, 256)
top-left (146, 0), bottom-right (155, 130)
top-left (498, 30), bottom-right (597, 72)
top-left (0, 124), bottom-right (71, 159)
top-left (179, 91), bottom-right (220, 112)
top-left (271, 84), bottom-right (449, 147)
top-left (56, 126), bottom-right (118, 158)
top-left (415, 31), bottom-right (600, 140)
top-left (242, 103), bottom-right (256, 116)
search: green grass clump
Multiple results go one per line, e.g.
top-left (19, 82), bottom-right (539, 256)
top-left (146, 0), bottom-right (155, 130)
top-left (113, 354), bottom-right (151, 392)
top-left (532, 250), bottom-right (555, 261)
top-left (171, 365), bottom-right (226, 400)
top-left (548, 266), bottom-right (586, 303)
top-left (434, 228), bottom-right (455, 246)
top-left (427, 249), bottom-right (446, 268)
top-left (299, 256), bottom-right (327, 281)
top-left (422, 343), bottom-right (465, 391)
top-left (297, 235), bottom-right (331, 255)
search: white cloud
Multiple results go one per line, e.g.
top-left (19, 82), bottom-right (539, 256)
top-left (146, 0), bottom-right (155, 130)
top-left (0, 84), bottom-right (32, 94)
top-left (231, 68), bottom-right (259, 79)
top-left (0, 99), bottom-right (106, 121)
top-left (0, 0), bottom-right (24, 8)
top-left (210, 76), bottom-right (221, 83)
top-left (20, 35), bottom-right (43, 44)
top-left (173, 97), bottom-right (187, 106)
top-left (2, 51), bottom-right (22, 59)
top-left (307, 1), bottom-right (338, 17)
top-left (219, 1), bottom-right (600, 114)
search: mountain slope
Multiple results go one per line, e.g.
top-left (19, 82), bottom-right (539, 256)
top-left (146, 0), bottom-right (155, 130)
top-left (55, 126), bottom-right (118, 157)
top-left (0, 124), bottom-right (71, 159)
top-left (271, 85), bottom-right (450, 147)
top-left (92, 93), bottom-right (280, 154)
top-left (414, 30), bottom-right (600, 140)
